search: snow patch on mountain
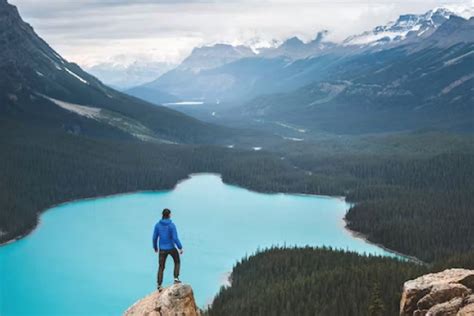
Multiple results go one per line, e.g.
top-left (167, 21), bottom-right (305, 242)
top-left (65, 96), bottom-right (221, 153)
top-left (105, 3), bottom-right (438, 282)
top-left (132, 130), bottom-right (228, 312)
top-left (283, 136), bottom-right (304, 142)
top-left (343, 7), bottom-right (457, 46)
top-left (65, 68), bottom-right (89, 85)
top-left (275, 121), bottom-right (307, 133)
top-left (45, 96), bottom-right (101, 119)
top-left (440, 73), bottom-right (474, 95)
top-left (440, 4), bottom-right (474, 19)
top-left (444, 50), bottom-right (474, 66)
top-left (43, 96), bottom-right (170, 143)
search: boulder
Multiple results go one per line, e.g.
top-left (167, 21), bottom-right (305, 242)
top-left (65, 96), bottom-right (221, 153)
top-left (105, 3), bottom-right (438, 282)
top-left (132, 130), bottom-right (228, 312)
top-left (457, 303), bottom-right (474, 316)
top-left (418, 283), bottom-right (471, 310)
top-left (400, 269), bottom-right (474, 316)
top-left (124, 284), bottom-right (200, 316)
top-left (426, 297), bottom-right (464, 316)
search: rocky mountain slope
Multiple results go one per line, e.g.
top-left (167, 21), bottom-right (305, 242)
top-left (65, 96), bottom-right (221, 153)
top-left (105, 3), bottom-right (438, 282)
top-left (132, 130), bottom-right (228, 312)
top-left (128, 7), bottom-right (473, 112)
top-left (344, 8), bottom-right (455, 47)
top-left (124, 284), bottom-right (200, 316)
top-left (126, 44), bottom-right (256, 104)
top-left (259, 30), bottom-right (334, 59)
top-left (178, 44), bottom-right (256, 73)
top-left (0, 0), bottom-right (230, 144)
top-left (400, 269), bottom-right (474, 316)
top-left (233, 16), bottom-right (474, 134)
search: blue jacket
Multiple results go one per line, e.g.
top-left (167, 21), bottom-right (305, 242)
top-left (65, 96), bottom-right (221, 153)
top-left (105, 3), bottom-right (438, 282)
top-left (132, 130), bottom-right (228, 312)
top-left (152, 219), bottom-right (183, 251)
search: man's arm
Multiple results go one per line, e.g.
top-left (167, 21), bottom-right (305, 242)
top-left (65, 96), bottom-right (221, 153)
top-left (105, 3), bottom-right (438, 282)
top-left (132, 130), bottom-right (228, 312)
top-left (171, 224), bottom-right (183, 250)
top-left (152, 224), bottom-right (159, 252)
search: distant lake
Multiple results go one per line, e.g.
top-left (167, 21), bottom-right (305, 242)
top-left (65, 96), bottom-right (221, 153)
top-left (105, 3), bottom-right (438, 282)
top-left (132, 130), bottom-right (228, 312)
top-left (0, 174), bottom-right (397, 315)
top-left (163, 101), bottom-right (204, 106)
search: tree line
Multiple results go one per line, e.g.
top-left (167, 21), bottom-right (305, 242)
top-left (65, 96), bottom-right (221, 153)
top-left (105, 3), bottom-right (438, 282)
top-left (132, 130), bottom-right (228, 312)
top-left (2, 119), bottom-right (473, 264)
top-left (206, 247), bottom-right (474, 316)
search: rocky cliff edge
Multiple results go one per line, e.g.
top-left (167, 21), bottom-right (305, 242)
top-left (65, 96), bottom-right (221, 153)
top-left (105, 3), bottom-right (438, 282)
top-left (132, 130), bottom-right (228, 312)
top-left (400, 268), bottom-right (474, 316)
top-left (124, 284), bottom-right (200, 316)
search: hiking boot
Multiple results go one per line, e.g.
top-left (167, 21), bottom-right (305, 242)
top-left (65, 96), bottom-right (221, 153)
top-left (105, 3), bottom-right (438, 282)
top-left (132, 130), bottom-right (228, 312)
top-left (174, 278), bottom-right (182, 284)
top-left (157, 285), bottom-right (163, 292)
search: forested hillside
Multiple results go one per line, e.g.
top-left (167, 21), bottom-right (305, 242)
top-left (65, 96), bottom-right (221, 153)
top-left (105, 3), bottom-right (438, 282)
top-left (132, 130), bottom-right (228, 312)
top-left (2, 117), bottom-right (473, 264)
top-left (345, 153), bottom-right (474, 261)
top-left (0, 119), bottom-right (307, 243)
top-left (285, 143), bottom-right (474, 262)
top-left (206, 247), bottom-right (474, 316)
top-left (234, 38), bottom-right (474, 133)
top-left (236, 132), bottom-right (474, 262)
top-left (206, 247), bottom-right (425, 316)
top-left (0, 0), bottom-right (232, 145)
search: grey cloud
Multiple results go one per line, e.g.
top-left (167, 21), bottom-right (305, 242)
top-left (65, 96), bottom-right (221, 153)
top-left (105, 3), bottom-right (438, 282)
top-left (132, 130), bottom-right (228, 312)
top-left (9, 0), bottom-right (472, 66)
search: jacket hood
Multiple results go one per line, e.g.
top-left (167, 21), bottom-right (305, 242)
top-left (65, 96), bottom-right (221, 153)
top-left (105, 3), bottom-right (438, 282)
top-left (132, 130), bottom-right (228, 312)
top-left (159, 219), bottom-right (172, 226)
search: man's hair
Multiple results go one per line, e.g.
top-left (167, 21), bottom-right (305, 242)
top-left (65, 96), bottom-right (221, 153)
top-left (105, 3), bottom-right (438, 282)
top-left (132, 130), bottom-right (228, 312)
top-left (162, 208), bottom-right (171, 219)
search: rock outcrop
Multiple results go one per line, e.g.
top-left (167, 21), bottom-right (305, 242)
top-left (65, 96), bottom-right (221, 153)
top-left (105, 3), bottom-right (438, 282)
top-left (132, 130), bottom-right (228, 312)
top-left (124, 284), bottom-right (200, 316)
top-left (400, 269), bottom-right (474, 316)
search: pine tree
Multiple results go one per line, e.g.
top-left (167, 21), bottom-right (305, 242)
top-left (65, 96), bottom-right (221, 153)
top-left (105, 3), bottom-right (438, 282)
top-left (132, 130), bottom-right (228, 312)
top-left (368, 282), bottom-right (386, 316)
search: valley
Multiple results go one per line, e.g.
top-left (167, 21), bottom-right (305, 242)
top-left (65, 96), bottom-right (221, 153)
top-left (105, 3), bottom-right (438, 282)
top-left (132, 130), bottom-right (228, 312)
top-left (1, 0), bottom-right (473, 315)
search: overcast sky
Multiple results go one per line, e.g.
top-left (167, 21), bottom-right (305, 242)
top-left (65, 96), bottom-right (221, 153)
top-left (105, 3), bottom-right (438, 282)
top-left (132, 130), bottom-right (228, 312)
top-left (9, 0), bottom-right (473, 67)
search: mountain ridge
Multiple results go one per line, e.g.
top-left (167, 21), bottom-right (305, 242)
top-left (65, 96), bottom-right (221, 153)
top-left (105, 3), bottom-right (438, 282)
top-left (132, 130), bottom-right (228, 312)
top-left (233, 18), bottom-right (474, 134)
top-left (343, 7), bottom-right (455, 46)
top-left (0, 0), bottom-right (232, 144)
top-left (127, 7), bottom-right (473, 108)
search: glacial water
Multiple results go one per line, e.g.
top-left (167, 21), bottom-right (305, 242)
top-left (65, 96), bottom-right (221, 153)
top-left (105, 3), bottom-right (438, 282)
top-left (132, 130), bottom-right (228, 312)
top-left (0, 174), bottom-right (398, 315)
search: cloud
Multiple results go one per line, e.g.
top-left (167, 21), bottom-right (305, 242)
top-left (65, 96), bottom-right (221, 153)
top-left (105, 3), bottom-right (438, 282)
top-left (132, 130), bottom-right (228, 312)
top-left (9, 0), bottom-right (473, 67)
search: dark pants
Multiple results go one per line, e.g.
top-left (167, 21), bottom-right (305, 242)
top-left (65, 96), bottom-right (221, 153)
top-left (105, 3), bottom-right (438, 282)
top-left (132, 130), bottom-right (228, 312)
top-left (157, 248), bottom-right (180, 286)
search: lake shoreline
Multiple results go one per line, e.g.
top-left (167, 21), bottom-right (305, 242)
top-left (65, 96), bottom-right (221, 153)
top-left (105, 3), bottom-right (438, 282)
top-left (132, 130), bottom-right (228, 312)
top-left (343, 217), bottom-right (425, 265)
top-left (0, 172), bottom-right (345, 247)
top-left (1, 172), bottom-right (422, 268)
top-left (2, 172), bottom-right (423, 313)
top-left (0, 173), bottom-right (201, 247)
top-left (205, 225), bottom-right (424, 310)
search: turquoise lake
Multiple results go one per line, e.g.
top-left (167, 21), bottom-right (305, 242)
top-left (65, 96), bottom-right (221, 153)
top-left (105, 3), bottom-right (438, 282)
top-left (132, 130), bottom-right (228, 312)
top-left (0, 174), bottom-right (397, 315)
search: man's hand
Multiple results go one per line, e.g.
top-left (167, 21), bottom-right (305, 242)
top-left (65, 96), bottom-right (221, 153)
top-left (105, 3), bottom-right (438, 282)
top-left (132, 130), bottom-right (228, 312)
top-left (179, 249), bottom-right (184, 255)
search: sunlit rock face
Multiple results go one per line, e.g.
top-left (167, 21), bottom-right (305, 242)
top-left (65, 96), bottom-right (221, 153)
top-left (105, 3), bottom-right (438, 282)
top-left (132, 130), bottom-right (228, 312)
top-left (400, 269), bottom-right (474, 316)
top-left (124, 284), bottom-right (200, 316)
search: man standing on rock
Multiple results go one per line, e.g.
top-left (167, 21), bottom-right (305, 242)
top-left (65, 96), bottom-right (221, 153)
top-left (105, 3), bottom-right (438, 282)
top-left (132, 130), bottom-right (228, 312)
top-left (152, 208), bottom-right (184, 291)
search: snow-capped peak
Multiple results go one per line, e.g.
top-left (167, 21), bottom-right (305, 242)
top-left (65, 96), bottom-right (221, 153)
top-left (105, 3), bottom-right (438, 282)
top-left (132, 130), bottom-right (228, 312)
top-left (436, 4), bottom-right (474, 19)
top-left (343, 7), bottom-right (460, 46)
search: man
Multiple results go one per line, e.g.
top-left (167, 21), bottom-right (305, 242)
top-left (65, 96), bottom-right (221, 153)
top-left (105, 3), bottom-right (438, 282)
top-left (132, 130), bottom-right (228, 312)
top-left (152, 208), bottom-right (184, 291)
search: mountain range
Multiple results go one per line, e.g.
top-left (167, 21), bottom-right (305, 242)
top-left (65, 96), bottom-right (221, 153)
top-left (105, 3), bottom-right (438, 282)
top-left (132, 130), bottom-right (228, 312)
top-left (343, 8), bottom-right (454, 46)
top-left (233, 15), bottom-right (474, 134)
top-left (126, 43), bottom-right (257, 104)
top-left (85, 60), bottom-right (176, 90)
top-left (126, 7), bottom-right (473, 134)
top-left (0, 0), bottom-right (230, 144)
top-left (2, 0), bottom-right (471, 139)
